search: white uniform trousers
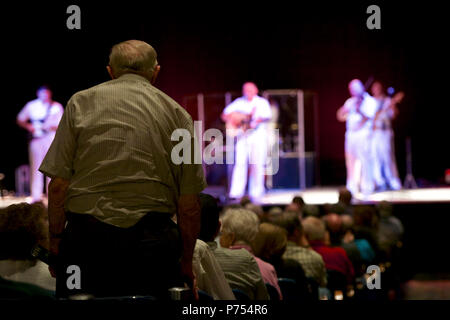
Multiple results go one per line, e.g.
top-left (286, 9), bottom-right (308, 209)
top-left (29, 134), bottom-right (54, 201)
top-left (229, 128), bottom-right (267, 200)
top-left (371, 129), bottom-right (402, 190)
top-left (345, 130), bottom-right (375, 195)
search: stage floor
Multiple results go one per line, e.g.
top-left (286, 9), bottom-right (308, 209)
top-left (1, 187), bottom-right (449, 209)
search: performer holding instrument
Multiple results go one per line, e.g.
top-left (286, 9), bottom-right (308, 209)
top-left (337, 79), bottom-right (378, 196)
top-left (370, 81), bottom-right (403, 191)
top-left (221, 82), bottom-right (272, 201)
top-left (16, 85), bottom-right (64, 202)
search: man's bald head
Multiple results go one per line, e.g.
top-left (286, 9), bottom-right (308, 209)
top-left (348, 79), bottom-right (365, 97)
top-left (108, 40), bottom-right (159, 82)
top-left (242, 82), bottom-right (259, 101)
top-left (323, 213), bottom-right (342, 235)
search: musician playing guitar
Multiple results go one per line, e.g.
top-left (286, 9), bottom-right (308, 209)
top-left (221, 82), bottom-right (272, 200)
top-left (370, 81), bottom-right (404, 191)
top-left (16, 85), bottom-right (64, 202)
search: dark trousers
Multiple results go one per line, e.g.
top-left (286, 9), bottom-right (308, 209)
top-left (55, 212), bottom-right (183, 299)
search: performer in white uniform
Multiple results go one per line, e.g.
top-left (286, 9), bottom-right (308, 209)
top-left (370, 81), bottom-right (402, 191)
top-left (17, 86), bottom-right (64, 202)
top-left (222, 82), bottom-right (272, 201)
top-left (337, 79), bottom-right (377, 195)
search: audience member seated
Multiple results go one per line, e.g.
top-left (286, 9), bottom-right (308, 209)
top-left (244, 203), bottom-right (266, 222)
top-left (220, 209), bottom-right (282, 299)
top-left (322, 213), bottom-right (363, 275)
top-left (302, 204), bottom-right (320, 218)
top-left (376, 201), bottom-right (404, 259)
top-left (270, 211), bottom-right (327, 287)
top-left (353, 205), bottom-right (381, 262)
top-left (197, 200), bottom-right (269, 300)
top-left (330, 188), bottom-right (354, 216)
top-left (341, 215), bottom-right (376, 267)
top-left (292, 196), bottom-right (305, 212)
top-left (0, 202), bottom-right (56, 298)
top-left (253, 222), bottom-right (310, 300)
top-left (284, 203), bottom-right (302, 217)
top-left (194, 194), bottom-right (235, 300)
top-left (302, 216), bottom-right (355, 285)
top-left (193, 239), bottom-right (235, 300)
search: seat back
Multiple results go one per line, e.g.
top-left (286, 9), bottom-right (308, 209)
top-left (265, 283), bottom-right (280, 301)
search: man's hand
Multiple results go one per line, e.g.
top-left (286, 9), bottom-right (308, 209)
top-left (180, 259), bottom-right (199, 300)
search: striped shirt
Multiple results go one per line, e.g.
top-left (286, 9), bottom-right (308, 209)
top-left (207, 241), bottom-right (269, 300)
top-left (282, 241), bottom-right (327, 287)
top-left (39, 73), bottom-right (206, 228)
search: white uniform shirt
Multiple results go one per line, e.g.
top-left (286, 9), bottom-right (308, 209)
top-left (343, 93), bottom-right (377, 132)
top-left (223, 95), bottom-right (272, 132)
top-left (17, 99), bottom-right (64, 138)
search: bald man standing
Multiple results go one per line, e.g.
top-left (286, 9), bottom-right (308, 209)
top-left (39, 40), bottom-right (206, 299)
top-left (337, 79), bottom-right (377, 195)
top-left (222, 82), bottom-right (272, 201)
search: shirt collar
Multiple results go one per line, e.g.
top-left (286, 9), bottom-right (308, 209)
top-left (117, 73), bottom-right (150, 83)
top-left (230, 244), bottom-right (254, 255)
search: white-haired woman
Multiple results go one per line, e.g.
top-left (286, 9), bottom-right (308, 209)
top-left (220, 208), bottom-right (282, 299)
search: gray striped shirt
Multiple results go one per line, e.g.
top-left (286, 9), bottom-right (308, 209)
top-left (39, 73), bottom-right (206, 228)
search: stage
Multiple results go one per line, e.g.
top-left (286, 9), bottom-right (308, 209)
top-left (1, 186), bottom-right (450, 209)
top-left (201, 186), bottom-right (450, 207)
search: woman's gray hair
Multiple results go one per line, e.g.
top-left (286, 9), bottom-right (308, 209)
top-left (220, 208), bottom-right (260, 245)
top-left (109, 40), bottom-right (158, 78)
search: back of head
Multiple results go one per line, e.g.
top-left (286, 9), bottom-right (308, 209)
top-left (252, 223), bottom-right (288, 261)
top-left (198, 193), bottom-right (220, 242)
top-left (0, 203), bottom-right (48, 260)
top-left (322, 213), bottom-right (343, 245)
top-left (302, 216), bottom-right (326, 242)
top-left (353, 205), bottom-right (378, 229)
top-left (220, 208), bottom-right (260, 245)
top-left (292, 195), bottom-right (305, 208)
top-left (377, 201), bottom-right (393, 219)
top-left (270, 211), bottom-right (302, 239)
top-left (341, 214), bottom-right (354, 233)
top-left (338, 188), bottom-right (352, 205)
top-left (109, 40), bottom-right (158, 79)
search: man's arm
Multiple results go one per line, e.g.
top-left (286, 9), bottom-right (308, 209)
top-left (48, 178), bottom-right (70, 253)
top-left (177, 194), bottom-right (201, 295)
top-left (336, 105), bottom-right (349, 122)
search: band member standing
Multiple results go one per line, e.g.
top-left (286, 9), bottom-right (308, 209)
top-left (370, 81), bottom-right (403, 191)
top-left (16, 85), bottom-right (64, 202)
top-left (337, 79), bottom-right (377, 195)
top-left (222, 82), bottom-right (272, 201)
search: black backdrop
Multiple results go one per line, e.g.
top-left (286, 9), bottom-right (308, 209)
top-left (1, 1), bottom-right (448, 190)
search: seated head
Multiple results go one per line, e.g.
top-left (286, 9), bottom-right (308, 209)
top-left (252, 223), bottom-right (288, 261)
top-left (302, 216), bottom-right (327, 243)
top-left (219, 208), bottom-right (260, 248)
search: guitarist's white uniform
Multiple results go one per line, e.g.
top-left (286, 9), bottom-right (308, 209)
top-left (223, 95), bottom-right (272, 200)
top-left (17, 99), bottom-right (64, 201)
top-left (371, 96), bottom-right (402, 190)
top-left (342, 92), bottom-right (377, 195)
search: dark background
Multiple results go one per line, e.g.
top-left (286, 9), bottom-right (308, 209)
top-left (1, 1), bottom-right (448, 191)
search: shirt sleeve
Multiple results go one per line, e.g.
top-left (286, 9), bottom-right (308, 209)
top-left (39, 99), bottom-right (77, 180)
top-left (223, 100), bottom-right (238, 115)
top-left (255, 98), bottom-right (272, 120)
top-left (17, 103), bottom-right (31, 122)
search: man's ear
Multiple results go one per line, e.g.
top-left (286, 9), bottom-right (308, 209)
top-left (106, 65), bottom-right (115, 79)
top-left (151, 65), bottom-right (161, 84)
